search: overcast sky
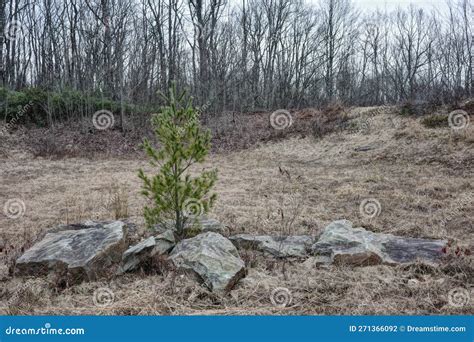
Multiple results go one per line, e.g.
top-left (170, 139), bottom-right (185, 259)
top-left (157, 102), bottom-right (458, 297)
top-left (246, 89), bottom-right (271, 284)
top-left (354, 0), bottom-right (445, 10)
top-left (310, 0), bottom-right (447, 11)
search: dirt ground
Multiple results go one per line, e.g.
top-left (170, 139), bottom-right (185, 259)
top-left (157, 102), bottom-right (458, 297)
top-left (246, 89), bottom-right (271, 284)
top-left (0, 106), bottom-right (473, 315)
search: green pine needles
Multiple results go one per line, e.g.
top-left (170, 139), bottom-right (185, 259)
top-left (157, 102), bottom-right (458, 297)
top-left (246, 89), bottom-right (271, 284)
top-left (138, 85), bottom-right (217, 239)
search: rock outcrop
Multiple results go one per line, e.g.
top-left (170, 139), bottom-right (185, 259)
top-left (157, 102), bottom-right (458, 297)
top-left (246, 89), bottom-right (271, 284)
top-left (311, 220), bottom-right (447, 266)
top-left (15, 221), bottom-right (127, 282)
top-left (119, 230), bottom-right (175, 273)
top-left (170, 232), bottom-right (246, 292)
top-left (229, 234), bottom-right (314, 258)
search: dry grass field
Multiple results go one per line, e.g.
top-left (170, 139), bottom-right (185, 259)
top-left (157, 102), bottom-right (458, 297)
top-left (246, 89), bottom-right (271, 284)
top-left (0, 106), bottom-right (473, 315)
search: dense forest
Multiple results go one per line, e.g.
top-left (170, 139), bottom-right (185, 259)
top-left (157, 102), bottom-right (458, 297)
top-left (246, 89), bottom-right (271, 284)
top-left (0, 0), bottom-right (472, 127)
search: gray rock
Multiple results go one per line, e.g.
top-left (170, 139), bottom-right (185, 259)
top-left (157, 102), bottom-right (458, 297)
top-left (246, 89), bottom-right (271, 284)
top-left (119, 230), bottom-right (176, 274)
top-left (170, 232), bottom-right (246, 293)
top-left (15, 221), bottom-right (127, 282)
top-left (152, 229), bottom-right (176, 255)
top-left (301, 256), bottom-right (332, 269)
top-left (152, 216), bottom-right (225, 235)
top-left (229, 234), bottom-right (314, 258)
top-left (119, 236), bottom-right (156, 273)
top-left (311, 220), bottom-right (447, 266)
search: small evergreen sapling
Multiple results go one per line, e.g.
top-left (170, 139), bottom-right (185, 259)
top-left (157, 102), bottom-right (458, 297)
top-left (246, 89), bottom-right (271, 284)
top-left (138, 86), bottom-right (217, 239)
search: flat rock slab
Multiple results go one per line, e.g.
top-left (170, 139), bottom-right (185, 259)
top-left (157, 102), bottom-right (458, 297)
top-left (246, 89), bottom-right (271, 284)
top-left (119, 230), bottom-right (176, 273)
top-left (15, 221), bottom-right (127, 282)
top-left (229, 234), bottom-right (314, 258)
top-left (311, 220), bottom-right (447, 266)
top-left (170, 232), bottom-right (246, 293)
top-left (153, 217), bottom-right (225, 236)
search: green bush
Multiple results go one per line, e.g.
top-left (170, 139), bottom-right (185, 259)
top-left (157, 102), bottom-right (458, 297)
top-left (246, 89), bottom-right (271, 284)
top-left (421, 114), bottom-right (449, 128)
top-left (0, 87), bottom-right (147, 128)
top-left (399, 102), bottom-right (417, 116)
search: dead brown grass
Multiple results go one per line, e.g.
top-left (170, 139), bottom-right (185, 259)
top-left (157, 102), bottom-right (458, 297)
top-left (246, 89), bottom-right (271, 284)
top-left (0, 105), bottom-right (473, 315)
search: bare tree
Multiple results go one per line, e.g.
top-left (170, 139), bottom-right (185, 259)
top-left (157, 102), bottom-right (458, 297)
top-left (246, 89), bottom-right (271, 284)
top-left (0, 0), bottom-right (472, 127)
